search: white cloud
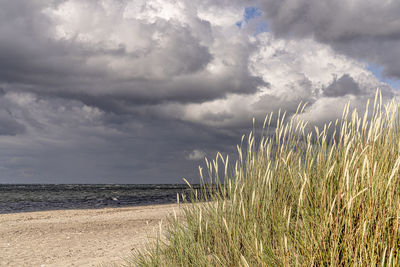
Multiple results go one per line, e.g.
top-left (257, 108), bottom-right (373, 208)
top-left (35, 0), bottom-right (261, 103)
top-left (187, 149), bottom-right (206, 160)
top-left (258, 0), bottom-right (400, 80)
top-left (172, 32), bottom-right (394, 128)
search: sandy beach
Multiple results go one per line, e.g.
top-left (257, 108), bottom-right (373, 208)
top-left (0, 204), bottom-right (180, 267)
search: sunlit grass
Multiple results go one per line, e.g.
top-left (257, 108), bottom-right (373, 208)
top-left (130, 90), bottom-right (400, 266)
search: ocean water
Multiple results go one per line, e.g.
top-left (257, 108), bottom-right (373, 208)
top-left (0, 184), bottom-right (193, 214)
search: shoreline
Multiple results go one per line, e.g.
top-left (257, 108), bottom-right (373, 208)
top-left (0, 203), bottom-right (180, 266)
top-left (0, 201), bottom-right (179, 215)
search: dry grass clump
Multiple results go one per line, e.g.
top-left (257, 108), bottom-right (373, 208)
top-left (131, 91), bottom-right (400, 266)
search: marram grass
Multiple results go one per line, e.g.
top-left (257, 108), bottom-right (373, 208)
top-left (130, 91), bottom-right (400, 266)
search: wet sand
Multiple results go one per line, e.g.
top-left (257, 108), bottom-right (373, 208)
top-left (0, 204), bottom-right (180, 266)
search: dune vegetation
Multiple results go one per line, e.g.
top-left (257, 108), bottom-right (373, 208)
top-left (130, 90), bottom-right (400, 266)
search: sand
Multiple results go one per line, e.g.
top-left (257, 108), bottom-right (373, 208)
top-left (0, 204), bottom-right (180, 267)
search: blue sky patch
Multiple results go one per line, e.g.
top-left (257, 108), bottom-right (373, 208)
top-left (236, 6), bottom-right (268, 35)
top-left (367, 64), bottom-right (400, 90)
top-left (244, 7), bottom-right (263, 23)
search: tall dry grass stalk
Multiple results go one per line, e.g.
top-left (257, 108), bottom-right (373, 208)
top-left (131, 90), bottom-right (400, 266)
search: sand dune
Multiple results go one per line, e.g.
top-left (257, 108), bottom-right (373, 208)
top-left (0, 204), bottom-right (180, 266)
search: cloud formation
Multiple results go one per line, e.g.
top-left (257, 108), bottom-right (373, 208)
top-left (258, 0), bottom-right (400, 80)
top-left (323, 74), bottom-right (361, 97)
top-left (0, 0), bottom-right (263, 108)
top-left (0, 0), bottom-right (397, 183)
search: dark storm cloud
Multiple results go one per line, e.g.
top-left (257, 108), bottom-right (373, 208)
top-left (323, 74), bottom-right (361, 97)
top-left (0, 0), bottom-right (263, 183)
top-left (258, 0), bottom-right (400, 79)
top-left (0, 87), bottom-right (25, 135)
top-left (0, 1), bottom-right (106, 86)
top-left (0, 109), bottom-right (25, 136)
top-left (0, 0), bottom-right (397, 184)
top-left (0, 94), bottom-right (238, 183)
top-left (0, 0), bottom-right (263, 112)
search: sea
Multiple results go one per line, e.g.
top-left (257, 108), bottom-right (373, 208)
top-left (0, 184), bottom-right (195, 214)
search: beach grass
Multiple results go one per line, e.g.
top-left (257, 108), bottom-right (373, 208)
top-left (130, 90), bottom-right (400, 266)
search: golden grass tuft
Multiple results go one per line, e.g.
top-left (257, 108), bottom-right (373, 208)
top-left (130, 90), bottom-right (400, 266)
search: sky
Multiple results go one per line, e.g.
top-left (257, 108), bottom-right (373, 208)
top-left (0, 0), bottom-right (399, 184)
